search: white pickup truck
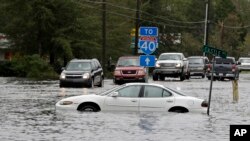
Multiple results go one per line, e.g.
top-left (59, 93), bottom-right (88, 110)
top-left (152, 53), bottom-right (190, 81)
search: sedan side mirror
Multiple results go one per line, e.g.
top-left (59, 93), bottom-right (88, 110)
top-left (111, 92), bottom-right (119, 97)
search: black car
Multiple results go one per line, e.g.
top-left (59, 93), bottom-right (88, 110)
top-left (59, 58), bottom-right (104, 88)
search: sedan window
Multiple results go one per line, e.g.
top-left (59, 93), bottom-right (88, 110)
top-left (117, 85), bottom-right (141, 97)
top-left (163, 90), bottom-right (172, 97)
top-left (144, 86), bottom-right (163, 97)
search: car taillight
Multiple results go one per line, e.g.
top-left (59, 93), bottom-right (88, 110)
top-left (207, 64), bottom-right (211, 72)
top-left (232, 64), bottom-right (236, 72)
top-left (201, 100), bottom-right (208, 107)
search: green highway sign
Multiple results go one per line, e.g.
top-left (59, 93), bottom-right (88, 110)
top-left (203, 45), bottom-right (227, 58)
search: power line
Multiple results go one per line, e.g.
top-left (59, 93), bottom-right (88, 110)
top-left (77, 1), bottom-right (250, 29)
top-left (106, 2), bottom-right (205, 24)
top-left (75, 1), bottom-right (203, 29)
top-left (211, 22), bottom-right (250, 29)
top-left (79, 0), bottom-right (205, 24)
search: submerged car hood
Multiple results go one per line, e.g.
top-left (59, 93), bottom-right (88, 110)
top-left (59, 94), bottom-right (105, 104)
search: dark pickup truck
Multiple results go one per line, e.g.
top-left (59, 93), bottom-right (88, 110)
top-left (206, 57), bottom-right (239, 81)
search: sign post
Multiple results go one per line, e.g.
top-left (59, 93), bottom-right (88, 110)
top-left (203, 45), bottom-right (227, 115)
top-left (139, 27), bottom-right (158, 83)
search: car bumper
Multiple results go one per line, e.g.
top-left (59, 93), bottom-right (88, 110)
top-left (55, 101), bottom-right (78, 111)
top-left (60, 78), bottom-right (91, 87)
top-left (190, 71), bottom-right (205, 76)
top-left (153, 68), bottom-right (182, 75)
top-left (206, 72), bottom-right (238, 79)
top-left (114, 75), bottom-right (146, 82)
top-left (239, 67), bottom-right (250, 71)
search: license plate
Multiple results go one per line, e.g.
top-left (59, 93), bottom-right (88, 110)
top-left (219, 73), bottom-right (223, 76)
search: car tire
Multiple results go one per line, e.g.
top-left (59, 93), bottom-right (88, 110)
top-left (113, 78), bottom-right (118, 84)
top-left (97, 77), bottom-right (104, 87)
top-left (79, 105), bottom-right (98, 112)
top-left (169, 107), bottom-right (189, 113)
top-left (159, 75), bottom-right (165, 81)
top-left (180, 73), bottom-right (185, 81)
top-left (88, 78), bottom-right (94, 88)
top-left (185, 73), bottom-right (190, 80)
top-left (153, 74), bottom-right (158, 81)
top-left (202, 74), bottom-right (205, 78)
top-left (59, 82), bottom-right (64, 88)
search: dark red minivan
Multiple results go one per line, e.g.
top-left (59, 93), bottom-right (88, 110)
top-left (113, 56), bottom-right (146, 84)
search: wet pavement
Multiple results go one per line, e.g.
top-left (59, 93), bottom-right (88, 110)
top-left (0, 74), bottom-right (250, 141)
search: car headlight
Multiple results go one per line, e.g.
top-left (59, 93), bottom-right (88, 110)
top-left (83, 73), bottom-right (90, 79)
top-left (155, 63), bottom-right (160, 67)
top-left (60, 101), bottom-right (73, 105)
top-left (114, 70), bottom-right (121, 75)
top-left (138, 69), bottom-right (146, 75)
top-left (60, 73), bottom-right (66, 79)
top-left (175, 63), bottom-right (181, 68)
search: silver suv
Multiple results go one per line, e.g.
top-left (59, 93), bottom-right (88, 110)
top-left (153, 53), bottom-right (189, 81)
top-left (188, 56), bottom-right (209, 78)
top-left (59, 58), bottom-right (104, 88)
top-left (237, 57), bottom-right (250, 72)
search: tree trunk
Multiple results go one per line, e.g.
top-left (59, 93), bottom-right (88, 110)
top-left (219, 21), bottom-right (224, 49)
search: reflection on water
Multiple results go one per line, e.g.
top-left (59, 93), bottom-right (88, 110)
top-left (1, 75), bottom-right (250, 141)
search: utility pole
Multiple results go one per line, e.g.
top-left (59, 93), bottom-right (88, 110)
top-left (203, 0), bottom-right (210, 56)
top-left (134, 0), bottom-right (140, 55)
top-left (204, 0), bottom-right (212, 116)
top-left (102, 0), bottom-right (106, 74)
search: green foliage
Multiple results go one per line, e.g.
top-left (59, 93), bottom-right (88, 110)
top-left (214, 0), bottom-right (235, 22)
top-left (11, 55), bottom-right (58, 79)
top-left (0, 61), bottom-right (16, 76)
top-left (0, 0), bottom-right (250, 79)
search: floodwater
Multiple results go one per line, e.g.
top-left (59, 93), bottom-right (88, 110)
top-left (1, 74), bottom-right (250, 141)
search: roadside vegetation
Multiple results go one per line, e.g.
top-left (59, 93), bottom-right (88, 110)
top-left (0, 0), bottom-right (250, 79)
top-left (0, 55), bottom-right (58, 79)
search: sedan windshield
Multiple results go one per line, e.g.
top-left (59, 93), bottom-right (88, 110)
top-left (159, 54), bottom-right (181, 60)
top-left (66, 62), bottom-right (91, 71)
top-left (240, 59), bottom-right (250, 63)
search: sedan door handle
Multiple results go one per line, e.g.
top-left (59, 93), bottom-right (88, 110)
top-left (131, 100), bottom-right (137, 102)
top-left (166, 100), bottom-right (173, 103)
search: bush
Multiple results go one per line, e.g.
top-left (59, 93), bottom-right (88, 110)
top-left (0, 61), bottom-right (16, 76)
top-left (4, 54), bottom-right (58, 79)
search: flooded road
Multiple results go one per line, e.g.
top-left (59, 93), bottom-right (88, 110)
top-left (1, 74), bottom-right (250, 141)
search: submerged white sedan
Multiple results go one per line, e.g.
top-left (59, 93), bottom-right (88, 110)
top-left (56, 83), bottom-right (208, 113)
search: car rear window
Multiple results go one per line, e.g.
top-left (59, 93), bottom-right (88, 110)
top-left (188, 58), bottom-right (204, 64)
top-left (215, 58), bottom-right (235, 64)
top-left (117, 58), bottom-right (139, 67)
